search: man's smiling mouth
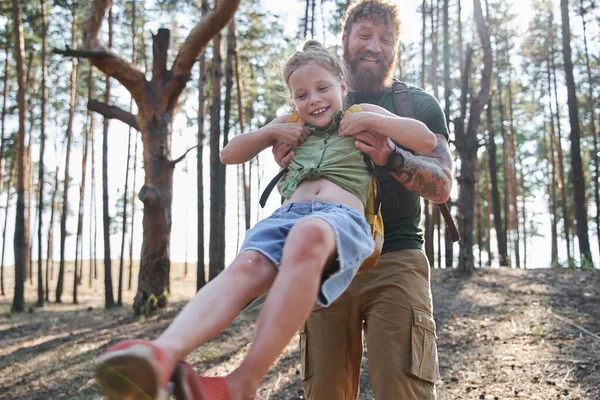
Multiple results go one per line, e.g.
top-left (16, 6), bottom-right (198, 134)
top-left (361, 57), bottom-right (378, 64)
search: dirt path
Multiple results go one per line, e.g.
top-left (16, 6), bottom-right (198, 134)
top-left (0, 266), bottom-right (598, 399)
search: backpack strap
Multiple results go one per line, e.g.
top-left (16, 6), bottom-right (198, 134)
top-left (392, 80), bottom-right (416, 119)
top-left (391, 80), bottom-right (460, 243)
top-left (259, 167), bottom-right (287, 208)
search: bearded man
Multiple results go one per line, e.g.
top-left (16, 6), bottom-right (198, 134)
top-left (274, 1), bottom-right (453, 399)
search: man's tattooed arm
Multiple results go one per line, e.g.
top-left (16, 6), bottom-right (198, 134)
top-left (390, 133), bottom-right (453, 204)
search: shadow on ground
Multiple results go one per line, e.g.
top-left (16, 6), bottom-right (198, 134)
top-left (0, 268), bottom-right (598, 399)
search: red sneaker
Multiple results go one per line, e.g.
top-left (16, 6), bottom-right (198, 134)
top-left (172, 361), bottom-right (231, 400)
top-left (95, 339), bottom-right (175, 400)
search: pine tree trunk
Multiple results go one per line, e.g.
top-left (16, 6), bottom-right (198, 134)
top-left (117, 127), bottom-right (132, 306)
top-left (304, 0), bottom-right (310, 38)
top-left (120, 0), bottom-right (137, 299)
top-left (0, 47), bottom-right (8, 212)
top-left (421, 0), bottom-right (427, 89)
top-left (196, 0), bottom-right (209, 292)
top-left (1, 48), bottom-right (9, 295)
top-left (507, 72), bottom-right (520, 267)
top-left (128, 133), bottom-right (138, 290)
top-left (579, 0), bottom-right (600, 258)
top-left (74, 68), bottom-right (93, 304)
top-left (46, 163), bottom-right (60, 301)
top-left (57, 13), bottom-right (79, 303)
top-left (475, 154), bottom-right (481, 268)
top-left (457, 0), bottom-right (463, 72)
top-left (209, 32), bottom-right (225, 281)
top-left (102, 7), bottom-right (116, 308)
top-left (37, 0), bottom-right (49, 307)
top-left (234, 51), bottom-right (251, 233)
top-left (89, 102), bottom-right (97, 288)
top-left (483, 149), bottom-right (492, 266)
top-left (11, 0), bottom-right (28, 312)
top-left (560, 0), bottom-right (593, 266)
top-left (25, 53), bottom-right (34, 286)
top-left (545, 66), bottom-right (559, 266)
top-left (128, 0), bottom-right (141, 291)
top-left (442, 0), bottom-right (453, 268)
top-left (90, 92), bottom-right (98, 287)
top-left (456, 0), bottom-right (492, 273)
top-left (486, 97), bottom-right (507, 266)
top-left (550, 51), bottom-right (571, 263)
top-left (1, 164), bottom-right (15, 296)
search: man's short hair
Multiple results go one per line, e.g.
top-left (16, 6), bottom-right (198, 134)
top-left (343, 0), bottom-right (402, 41)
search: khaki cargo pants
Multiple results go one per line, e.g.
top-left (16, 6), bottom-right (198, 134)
top-left (300, 249), bottom-right (440, 400)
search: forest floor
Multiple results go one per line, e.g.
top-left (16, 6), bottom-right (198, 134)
top-left (0, 262), bottom-right (599, 400)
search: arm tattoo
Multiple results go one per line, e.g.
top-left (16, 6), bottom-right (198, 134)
top-left (390, 133), bottom-right (453, 203)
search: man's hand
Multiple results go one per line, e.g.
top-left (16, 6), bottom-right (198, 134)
top-left (270, 123), bottom-right (310, 148)
top-left (345, 129), bottom-right (396, 167)
top-left (272, 141), bottom-right (294, 168)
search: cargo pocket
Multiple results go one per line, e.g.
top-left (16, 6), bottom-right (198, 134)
top-left (299, 323), bottom-right (313, 380)
top-left (408, 306), bottom-right (440, 383)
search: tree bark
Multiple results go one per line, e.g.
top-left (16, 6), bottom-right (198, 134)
top-left (37, 0), bottom-right (49, 307)
top-left (209, 32), bottom-right (225, 281)
top-left (23, 52), bottom-right (34, 286)
top-left (456, 0), bottom-right (493, 273)
top-left (560, 0), bottom-right (593, 266)
top-left (0, 47), bottom-right (8, 209)
top-left (196, 0), bottom-right (209, 291)
top-left (579, 0), bottom-right (600, 259)
top-left (57, 11), bottom-right (79, 303)
top-left (102, 6), bottom-right (115, 309)
top-left (117, 126), bottom-right (132, 306)
top-left (234, 52), bottom-right (251, 234)
top-left (550, 38), bottom-right (571, 263)
top-left (74, 67), bottom-right (93, 304)
top-left (545, 65), bottom-right (559, 266)
top-left (1, 47), bottom-right (9, 295)
top-left (11, 0), bottom-right (28, 312)
top-left (2, 163), bottom-right (15, 296)
top-left (46, 162), bottom-right (60, 301)
top-left (128, 0), bottom-right (139, 292)
top-left (507, 70), bottom-right (520, 267)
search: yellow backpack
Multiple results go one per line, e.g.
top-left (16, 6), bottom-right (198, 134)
top-left (259, 105), bottom-right (384, 273)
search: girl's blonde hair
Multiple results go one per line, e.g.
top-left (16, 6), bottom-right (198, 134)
top-left (283, 40), bottom-right (349, 88)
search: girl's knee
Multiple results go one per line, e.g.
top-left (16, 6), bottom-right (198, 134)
top-left (228, 251), bottom-right (277, 288)
top-left (283, 219), bottom-right (336, 273)
top-left (289, 219), bottom-right (335, 250)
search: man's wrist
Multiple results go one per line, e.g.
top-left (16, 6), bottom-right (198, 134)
top-left (384, 146), bottom-right (406, 174)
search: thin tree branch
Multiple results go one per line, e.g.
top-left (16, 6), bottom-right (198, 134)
top-left (152, 29), bottom-right (170, 84)
top-left (82, 0), bottom-right (147, 103)
top-left (52, 47), bottom-right (112, 59)
top-left (171, 145), bottom-right (199, 165)
top-left (87, 99), bottom-right (139, 131)
top-left (166, 0), bottom-right (241, 102)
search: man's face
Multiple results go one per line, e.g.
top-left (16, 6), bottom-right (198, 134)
top-left (343, 17), bottom-right (397, 94)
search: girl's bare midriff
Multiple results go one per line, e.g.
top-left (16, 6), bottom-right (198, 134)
top-left (284, 177), bottom-right (365, 215)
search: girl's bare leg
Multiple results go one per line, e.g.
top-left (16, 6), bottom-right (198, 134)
top-left (153, 250), bottom-right (277, 365)
top-left (226, 218), bottom-right (336, 399)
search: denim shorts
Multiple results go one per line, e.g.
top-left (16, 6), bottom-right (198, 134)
top-left (240, 200), bottom-right (374, 307)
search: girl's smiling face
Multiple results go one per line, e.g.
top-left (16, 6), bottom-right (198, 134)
top-left (288, 62), bottom-right (347, 129)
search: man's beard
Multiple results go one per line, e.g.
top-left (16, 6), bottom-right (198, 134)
top-left (344, 43), bottom-right (396, 95)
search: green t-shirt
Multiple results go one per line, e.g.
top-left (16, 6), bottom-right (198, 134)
top-left (346, 85), bottom-right (449, 253)
top-left (278, 111), bottom-right (371, 206)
